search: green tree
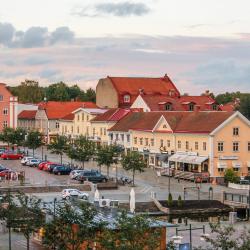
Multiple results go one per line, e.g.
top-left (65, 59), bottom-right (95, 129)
top-left (14, 128), bottom-right (26, 148)
top-left (48, 135), bottom-right (68, 164)
top-left (224, 168), bottom-right (240, 184)
top-left (45, 82), bottom-right (70, 101)
top-left (121, 151), bottom-right (147, 186)
top-left (68, 85), bottom-right (82, 101)
top-left (96, 144), bottom-right (120, 177)
top-left (195, 223), bottom-right (250, 250)
top-left (239, 95), bottom-right (250, 120)
top-left (25, 131), bottom-right (43, 157)
top-left (99, 211), bottom-right (161, 250)
top-left (9, 80), bottom-right (44, 103)
top-left (16, 194), bottom-right (44, 250)
top-left (167, 193), bottom-right (173, 207)
top-left (1, 127), bottom-right (16, 146)
top-left (70, 136), bottom-right (95, 169)
top-left (43, 202), bottom-right (103, 250)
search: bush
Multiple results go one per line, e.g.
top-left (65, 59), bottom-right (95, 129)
top-left (224, 169), bottom-right (240, 184)
top-left (167, 193), bottom-right (173, 207)
top-left (177, 195), bottom-right (183, 207)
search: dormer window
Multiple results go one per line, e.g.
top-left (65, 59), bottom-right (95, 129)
top-left (124, 95), bottom-right (130, 103)
top-left (189, 103), bottom-right (195, 111)
top-left (165, 103), bottom-right (172, 111)
top-left (212, 104), bottom-right (218, 110)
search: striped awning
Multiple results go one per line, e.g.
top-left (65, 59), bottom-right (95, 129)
top-left (232, 161), bottom-right (242, 168)
top-left (169, 154), bottom-right (208, 165)
top-left (217, 162), bottom-right (227, 168)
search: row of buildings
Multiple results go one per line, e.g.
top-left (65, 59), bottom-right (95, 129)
top-left (1, 75), bottom-right (249, 182)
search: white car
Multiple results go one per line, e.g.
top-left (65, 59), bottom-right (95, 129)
top-left (61, 189), bottom-right (89, 200)
top-left (21, 157), bottom-right (34, 165)
top-left (69, 170), bottom-right (86, 179)
top-left (26, 159), bottom-right (41, 167)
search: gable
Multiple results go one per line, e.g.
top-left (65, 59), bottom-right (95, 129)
top-left (130, 95), bottom-right (151, 112)
top-left (153, 115), bottom-right (173, 133)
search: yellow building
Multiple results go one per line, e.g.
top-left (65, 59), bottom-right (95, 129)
top-left (108, 111), bottom-right (250, 182)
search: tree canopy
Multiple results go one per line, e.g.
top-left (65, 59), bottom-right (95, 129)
top-left (9, 80), bottom-right (96, 103)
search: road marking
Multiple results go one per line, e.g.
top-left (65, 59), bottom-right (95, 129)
top-left (139, 186), bottom-right (153, 193)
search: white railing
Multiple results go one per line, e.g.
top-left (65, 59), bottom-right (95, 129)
top-left (228, 182), bottom-right (250, 190)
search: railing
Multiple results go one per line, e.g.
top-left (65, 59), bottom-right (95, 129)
top-left (223, 192), bottom-right (249, 207)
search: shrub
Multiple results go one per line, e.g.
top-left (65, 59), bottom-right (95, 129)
top-left (167, 193), bottom-right (173, 207)
top-left (177, 195), bottom-right (183, 207)
top-left (224, 169), bottom-right (240, 184)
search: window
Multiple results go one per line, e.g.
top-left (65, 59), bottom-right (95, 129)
top-left (104, 128), bottom-right (106, 136)
top-left (233, 167), bottom-right (239, 172)
top-left (134, 137), bottom-right (137, 145)
top-left (124, 95), bottom-right (130, 103)
top-left (140, 138), bottom-right (143, 145)
top-left (167, 140), bottom-right (171, 147)
top-left (185, 141), bottom-right (189, 150)
top-left (93, 128), bottom-right (95, 136)
top-left (178, 141), bottom-right (181, 149)
top-left (233, 127), bottom-right (239, 136)
top-left (77, 126), bottom-right (79, 133)
top-left (145, 138), bottom-right (149, 146)
top-left (82, 113), bottom-right (84, 121)
top-left (189, 103), bottom-right (194, 111)
top-left (116, 134), bottom-right (119, 141)
top-left (195, 142), bottom-right (199, 150)
top-left (165, 103), bottom-right (172, 111)
top-left (77, 115), bottom-right (80, 121)
top-left (71, 126), bottom-right (73, 133)
top-left (86, 115), bottom-right (89, 121)
top-left (121, 134), bottom-right (124, 141)
top-left (203, 142), bottom-right (207, 151)
top-left (212, 104), bottom-right (218, 110)
top-left (3, 121), bottom-right (7, 128)
top-left (160, 139), bottom-right (164, 147)
top-left (218, 142), bottom-right (224, 152)
top-left (233, 142), bottom-right (239, 152)
top-left (150, 139), bottom-right (154, 146)
top-left (248, 142), bottom-right (250, 152)
top-left (150, 157), bottom-right (155, 165)
top-left (3, 108), bottom-right (8, 115)
top-left (127, 135), bottom-right (130, 143)
top-left (0, 95), bottom-right (3, 101)
top-left (100, 128), bottom-right (103, 136)
top-left (55, 122), bottom-right (59, 129)
top-left (110, 133), bottom-right (113, 141)
top-left (218, 168), bottom-right (224, 173)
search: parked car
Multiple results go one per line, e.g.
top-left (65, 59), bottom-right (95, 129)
top-left (26, 159), bottom-right (41, 167)
top-left (0, 148), bottom-right (7, 156)
top-left (21, 156), bottom-right (34, 165)
top-left (1, 152), bottom-right (24, 160)
top-left (76, 171), bottom-right (108, 183)
top-left (61, 189), bottom-right (89, 200)
top-left (0, 165), bottom-right (8, 172)
top-left (47, 163), bottom-right (62, 173)
top-left (70, 169), bottom-right (99, 180)
top-left (38, 161), bottom-right (50, 170)
top-left (53, 166), bottom-right (72, 175)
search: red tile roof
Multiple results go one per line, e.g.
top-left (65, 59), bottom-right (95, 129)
top-left (140, 95), bottom-right (217, 111)
top-left (60, 113), bottom-right (74, 121)
top-left (38, 101), bottom-right (97, 120)
top-left (18, 110), bottom-right (37, 120)
top-left (220, 102), bottom-right (235, 112)
top-left (107, 75), bottom-right (180, 107)
top-left (91, 108), bottom-right (132, 122)
top-left (109, 111), bottom-right (234, 134)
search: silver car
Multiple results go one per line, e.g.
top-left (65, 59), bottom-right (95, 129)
top-left (61, 189), bottom-right (89, 200)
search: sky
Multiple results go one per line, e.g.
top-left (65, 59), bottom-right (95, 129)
top-left (0, 0), bottom-right (250, 94)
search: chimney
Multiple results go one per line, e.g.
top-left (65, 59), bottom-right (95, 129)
top-left (164, 73), bottom-right (168, 78)
top-left (204, 90), bottom-right (210, 96)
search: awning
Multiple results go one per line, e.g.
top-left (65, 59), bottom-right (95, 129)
top-left (155, 154), bottom-right (169, 161)
top-left (217, 162), bottom-right (227, 168)
top-left (232, 161), bottom-right (242, 168)
top-left (168, 154), bottom-right (208, 165)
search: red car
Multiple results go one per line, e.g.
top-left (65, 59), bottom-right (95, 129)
top-left (38, 161), bottom-right (52, 170)
top-left (1, 152), bottom-right (23, 160)
top-left (43, 162), bottom-right (56, 171)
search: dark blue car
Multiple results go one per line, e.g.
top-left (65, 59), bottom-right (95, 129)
top-left (53, 166), bottom-right (72, 175)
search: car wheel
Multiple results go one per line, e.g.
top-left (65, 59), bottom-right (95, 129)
top-left (65, 196), bottom-right (70, 200)
top-left (102, 178), bottom-right (107, 183)
top-left (19, 157), bottom-right (22, 160)
top-left (58, 172), bottom-right (61, 176)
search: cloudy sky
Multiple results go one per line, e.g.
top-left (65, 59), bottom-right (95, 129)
top-left (0, 0), bottom-right (250, 94)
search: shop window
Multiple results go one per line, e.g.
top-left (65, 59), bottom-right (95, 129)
top-left (195, 142), bottom-right (199, 150)
top-left (233, 142), bottom-right (239, 152)
top-left (218, 142), bottom-right (224, 152)
top-left (233, 127), bottom-right (239, 136)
